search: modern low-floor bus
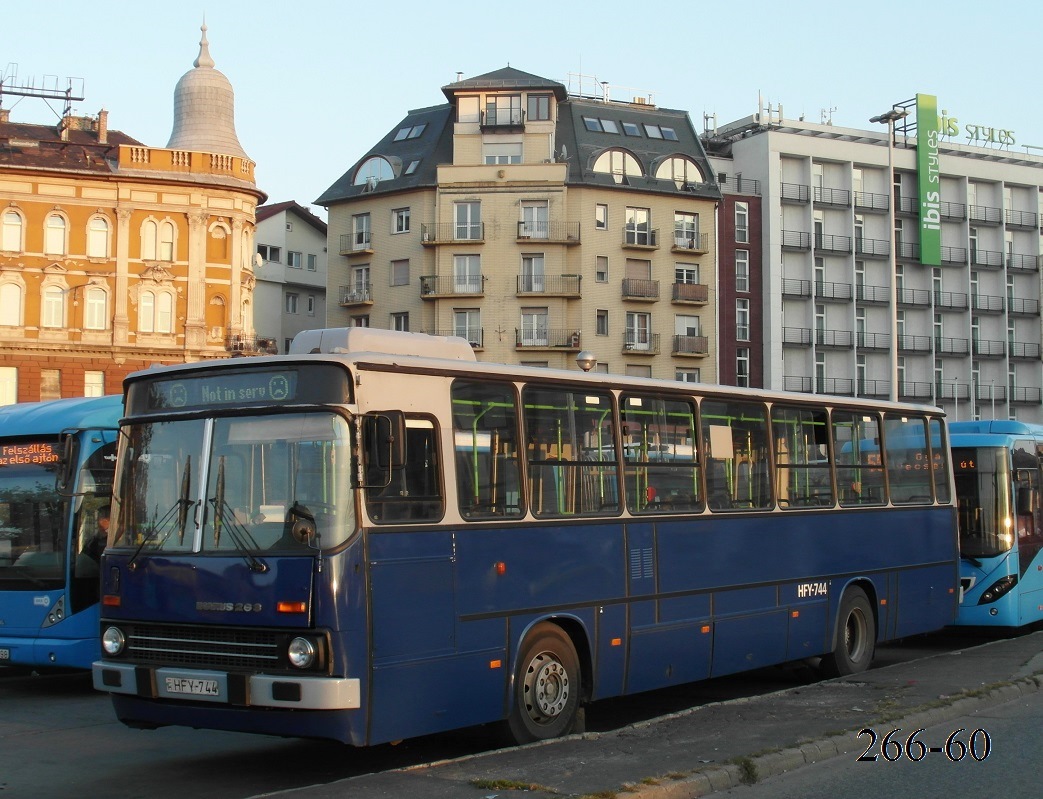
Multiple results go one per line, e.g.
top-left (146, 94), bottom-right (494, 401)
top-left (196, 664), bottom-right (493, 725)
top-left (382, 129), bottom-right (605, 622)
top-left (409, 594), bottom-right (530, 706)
top-left (0, 395), bottom-right (121, 669)
top-left (949, 420), bottom-right (1043, 628)
top-left (92, 329), bottom-right (958, 745)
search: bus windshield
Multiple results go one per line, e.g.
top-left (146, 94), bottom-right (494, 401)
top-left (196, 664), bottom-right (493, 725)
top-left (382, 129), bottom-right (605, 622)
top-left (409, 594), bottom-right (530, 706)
top-left (112, 411), bottom-right (356, 554)
top-left (0, 457), bottom-right (65, 588)
top-left (953, 445), bottom-right (1013, 558)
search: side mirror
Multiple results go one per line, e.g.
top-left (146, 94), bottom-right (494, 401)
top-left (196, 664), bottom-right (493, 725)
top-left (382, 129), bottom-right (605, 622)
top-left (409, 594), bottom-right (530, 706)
top-left (55, 433), bottom-right (80, 495)
top-left (368, 411), bottom-right (407, 471)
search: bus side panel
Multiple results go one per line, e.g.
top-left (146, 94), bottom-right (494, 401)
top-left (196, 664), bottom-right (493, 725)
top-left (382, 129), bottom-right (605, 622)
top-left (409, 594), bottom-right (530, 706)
top-left (895, 563), bottom-right (959, 638)
top-left (592, 603), bottom-right (627, 700)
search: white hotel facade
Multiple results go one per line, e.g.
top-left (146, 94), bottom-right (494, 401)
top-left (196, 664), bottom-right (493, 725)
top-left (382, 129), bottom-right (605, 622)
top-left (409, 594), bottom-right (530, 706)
top-left (707, 96), bottom-right (1043, 423)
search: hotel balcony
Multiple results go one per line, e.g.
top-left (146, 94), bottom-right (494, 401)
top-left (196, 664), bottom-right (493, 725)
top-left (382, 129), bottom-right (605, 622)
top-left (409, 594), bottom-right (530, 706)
top-left (1009, 341), bottom-right (1041, 360)
top-left (857, 332), bottom-right (891, 351)
top-left (1006, 208), bottom-right (1039, 229)
top-left (814, 233), bottom-right (852, 254)
top-left (1009, 297), bottom-right (1040, 316)
top-left (420, 223), bottom-right (485, 245)
top-left (672, 334), bottom-right (708, 357)
top-left (671, 282), bottom-right (709, 304)
top-left (898, 382), bottom-right (934, 401)
top-left (1007, 253), bottom-right (1039, 273)
top-left (782, 327), bottom-right (812, 346)
top-left (897, 288), bottom-right (931, 308)
top-left (479, 108), bottom-right (525, 132)
top-left (940, 201), bottom-right (966, 221)
top-left (897, 334), bottom-right (932, 353)
top-left (781, 230), bottom-right (812, 250)
top-left (856, 284), bottom-right (891, 304)
top-left (854, 237), bottom-right (890, 258)
top-left (973, 339), bottom-right (1006, 358)
top-left (941, 246), bottom-right (968, 265)
top-left (935, 337), bottom-right (970, 356)
top-left (934, 291), bottom-right (969, 311)
top-left (420, 274), bottom-right (485, 298)
top-left (515, 221), bottom-right (581, 244)
top-left (895, 242), bottom-right (922, 262)
top-left (815, 281), bottom-right (853, 302)
top-left (514, 329), bottom-right (582, 351)
top-left (622, 278), bottom-right (660, 301)
top-left (968, 204), bottom-right (1003, 225)
top-left (781, 182), bottom-right (810, 203)
top-left (339, 285), bottom-right (373, 307)
top-left (970, 249), bottom-right (1003, 269)
top-left (972, 294), bottom-right (1005, 314)
top-left (516, 274), bottom-right (582, 297)
top-left (813, 186), bottom-right (851, 207)
top-left (895, 196), bottom-right (918, 217)
top-left (853, 191), bottom-right (889, 213)
top-left (816, 329), bottom-right (854, 349)
top-left (782, 278), bottom-right (811, 298)
top-left (1011, 386), bottom-right (1043, 404)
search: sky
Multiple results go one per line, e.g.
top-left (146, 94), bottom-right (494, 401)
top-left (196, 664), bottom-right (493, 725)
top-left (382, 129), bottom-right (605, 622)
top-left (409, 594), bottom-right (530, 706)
top-left (3, 0), bottom-right (1040, 220)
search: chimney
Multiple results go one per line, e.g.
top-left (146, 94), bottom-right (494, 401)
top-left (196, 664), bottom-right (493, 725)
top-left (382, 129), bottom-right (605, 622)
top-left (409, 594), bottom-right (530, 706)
top-left (0, 108), bottom-right (9, 124)
top-left (97, 109), bottom-right (108, 144)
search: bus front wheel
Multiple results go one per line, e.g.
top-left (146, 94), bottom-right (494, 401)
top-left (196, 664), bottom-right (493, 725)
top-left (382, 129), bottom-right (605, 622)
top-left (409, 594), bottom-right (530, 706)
top-left (821, 586), bottom-right (875, 677)
top-left (506, 623), bottom-right (581, 744)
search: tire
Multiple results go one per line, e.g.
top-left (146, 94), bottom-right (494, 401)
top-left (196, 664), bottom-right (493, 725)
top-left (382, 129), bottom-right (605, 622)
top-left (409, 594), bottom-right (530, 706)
top-left (820, 586), bottom-right (876, 677)
top-left (505, 623), bottom-right (582, 744)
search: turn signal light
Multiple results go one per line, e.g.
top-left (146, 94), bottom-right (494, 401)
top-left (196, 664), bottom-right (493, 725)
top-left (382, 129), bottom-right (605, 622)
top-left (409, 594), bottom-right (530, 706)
top-left (277, 601), bottom-right (308, 614)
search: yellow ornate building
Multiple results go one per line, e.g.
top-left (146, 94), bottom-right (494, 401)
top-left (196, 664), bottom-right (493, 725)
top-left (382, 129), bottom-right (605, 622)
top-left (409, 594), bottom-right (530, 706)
top-left (0, 24), bottom-right (266, 404)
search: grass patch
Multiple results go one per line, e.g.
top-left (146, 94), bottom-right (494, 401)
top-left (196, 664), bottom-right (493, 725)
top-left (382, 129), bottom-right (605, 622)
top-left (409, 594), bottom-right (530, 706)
top-left (729, 756), bottom-right (759, 786)
top-left (470, 777), bottom-right (553, 792)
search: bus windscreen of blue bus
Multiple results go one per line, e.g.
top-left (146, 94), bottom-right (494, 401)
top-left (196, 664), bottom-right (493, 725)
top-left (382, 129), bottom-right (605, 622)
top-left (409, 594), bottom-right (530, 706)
top-left (0, 442), bottom-right (65, 587)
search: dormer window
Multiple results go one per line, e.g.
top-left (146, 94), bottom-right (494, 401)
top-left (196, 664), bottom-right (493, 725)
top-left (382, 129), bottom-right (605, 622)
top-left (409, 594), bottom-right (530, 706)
top-left (592, 149), bottom-right (643, 184)
top-left (353, 156), bottom-right (395, 186)
top-left (655, 156), bottom-right (705, 188)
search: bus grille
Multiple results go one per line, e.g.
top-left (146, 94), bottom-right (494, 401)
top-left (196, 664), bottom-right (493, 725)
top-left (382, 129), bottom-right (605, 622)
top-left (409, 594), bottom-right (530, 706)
top-left (119, 622), bottom-right (288, 671)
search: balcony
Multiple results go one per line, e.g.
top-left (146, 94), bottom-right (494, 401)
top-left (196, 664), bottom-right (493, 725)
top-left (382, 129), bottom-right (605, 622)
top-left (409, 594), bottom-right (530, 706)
top-left (895, 242), bottom-right (921, 262)
top-left (783, 375), bottom-right (812, 392)
top-left (898, 382), bottom-right (935, 401)
top-left (782, 278), bottom-right (811, 298)
top-left (1009, 341), bottom-right (1041, 360)
top-left (974, 384), bottom-right (1007, 403)
top-left (622, 278), bottom-right (660, 301)
top-left (781, 230), bottom-right (812, 250)
top-left (819, 378), bottom-right (855, 396)
top-left (1006, 208), bottom-right (1038, 229)
top-left (339, 232), bottom-right (373, 256)
top-left (434, 328), bottom-right (484, 349)
top-left (420, 274), bottom-right (485, 298)
top-left (933, 291), bottom-right (969, 311)
top-left (856, 284), bottom-right (891, 304)
top-left (1011, 386), bottom-right (1043, 404)
top-left (226, 334), bottom-right (278, 355)
top-left (671, 232), bottom-right (709, 254)
top-left (671, 282), bottom-right (709, 304)
top-left (672, 334), bottom-right (709, 357)
top-left (895, 196), bottom-right (918, 217)
top-left (897, 334), bottom-right (932, 353)
top-left (420, 223), bottom-right (485, 245)
top-left (781, 182), bottom-right (810, 203)
top-left (970, 249), bottom-right (1003, 269)
top-left (973, 339), bottom-right (1006, 358)
top-left (935, 337), bottom-right (970, 356)
top-left (480, 108), bottom-right (525, 132)
top-left (622, 228), bottom-right (659, 250)
top-left (972, 294), bottom-right (1004, 313)
top-left (897, 288), bottom-right (931, 308)
top-left (813, 186), bottom-right (851, 207)
top-left (1007, 253), bottom-right (1039, 273)
top-left (941, 246), bottom-right (968, 265)
top-left (515, 220), bottom-right (581, 244)
top-left (968, 204), bottom-right (1003, 225)
top-left (816, 329), bottom-right (853, 349)
top-left (815, 281), bottom-right (853, 302)
top-left (854, 238), bottom-right (890, 258)
top-left (1009, 297), bottom-right (1040, 316)
top-left (853, 191), bottom-right (889, 212)
top-left (937, 381), bottom-right (971, 401)
top-left (857, 332), bottom-right (891, 351)
top-left (516, 274), bottom-right (582, 297)
top-left (339, 285), bottom-right (373, 307)
top-left (814, 233), bottom-right (852, 254)
top-left (857, 379), bottom-right (891, 400)
top-left (940, 201), bottom-right (966, 221)
top-left (782, 327), bottom-right (812, 346)
top-left (515, 329), bottom-right (582, 351)
top-left (622, 333), bottom-right (660, 355)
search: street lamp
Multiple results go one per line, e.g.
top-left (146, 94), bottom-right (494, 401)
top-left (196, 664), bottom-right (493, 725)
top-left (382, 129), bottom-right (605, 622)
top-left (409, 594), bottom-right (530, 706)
top-left (870, 107), bottom-right (909, 402)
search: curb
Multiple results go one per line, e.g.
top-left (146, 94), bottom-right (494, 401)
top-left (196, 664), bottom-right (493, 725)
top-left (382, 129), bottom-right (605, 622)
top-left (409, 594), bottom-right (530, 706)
top-left (621, 674), bottom-right (1042, 799)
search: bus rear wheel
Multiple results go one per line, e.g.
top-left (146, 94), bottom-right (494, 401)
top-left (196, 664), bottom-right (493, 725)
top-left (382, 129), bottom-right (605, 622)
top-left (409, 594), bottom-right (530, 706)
top-left (506, 623), bottom-right (581, 744)
top-left (821, 586), bottom-right (875, 677)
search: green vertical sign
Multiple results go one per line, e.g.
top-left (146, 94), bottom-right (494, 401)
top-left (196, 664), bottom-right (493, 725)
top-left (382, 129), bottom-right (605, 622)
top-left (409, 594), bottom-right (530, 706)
top-left (916, 93), bottom-right (941, 266)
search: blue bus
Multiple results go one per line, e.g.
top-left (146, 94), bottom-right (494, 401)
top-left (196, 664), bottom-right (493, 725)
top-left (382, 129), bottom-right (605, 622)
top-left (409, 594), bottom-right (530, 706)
top-left (949, 420), bottom-right (1043, 628)
top-left (92, 329), bottom-right (958, 745)
top-left (0, 395), bottom-right (121, 669)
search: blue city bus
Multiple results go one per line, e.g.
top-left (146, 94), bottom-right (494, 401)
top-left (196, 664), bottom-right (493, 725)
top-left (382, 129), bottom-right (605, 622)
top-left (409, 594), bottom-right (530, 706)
top-left (949, 420), bottom-right (1043, 628)
top-left (0, 395), bottom-right (121, 669)
top-left (92, 329), bottom-right (958, 745)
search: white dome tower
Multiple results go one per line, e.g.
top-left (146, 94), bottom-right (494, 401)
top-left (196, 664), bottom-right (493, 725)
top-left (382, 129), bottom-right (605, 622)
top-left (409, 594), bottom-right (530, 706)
top-left (166, 23), bottom-right (249, 159)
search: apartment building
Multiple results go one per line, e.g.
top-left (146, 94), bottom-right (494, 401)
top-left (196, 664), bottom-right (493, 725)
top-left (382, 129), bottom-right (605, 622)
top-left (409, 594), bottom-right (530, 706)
top-left (317, 67), bottom-right (722, 381)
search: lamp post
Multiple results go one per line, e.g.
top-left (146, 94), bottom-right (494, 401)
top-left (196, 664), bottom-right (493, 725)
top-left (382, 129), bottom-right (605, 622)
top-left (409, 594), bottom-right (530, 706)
top-left (870, 107), bottom-right (909, 402)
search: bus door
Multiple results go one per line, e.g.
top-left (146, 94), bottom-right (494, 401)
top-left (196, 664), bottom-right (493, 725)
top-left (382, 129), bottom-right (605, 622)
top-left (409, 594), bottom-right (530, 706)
top-left (1012, 440), bottom-right (1043, 578)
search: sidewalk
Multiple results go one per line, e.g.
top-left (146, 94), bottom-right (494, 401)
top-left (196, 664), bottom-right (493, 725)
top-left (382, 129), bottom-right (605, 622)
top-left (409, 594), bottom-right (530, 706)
top-left (260, 630), bottom-right (1043, 799)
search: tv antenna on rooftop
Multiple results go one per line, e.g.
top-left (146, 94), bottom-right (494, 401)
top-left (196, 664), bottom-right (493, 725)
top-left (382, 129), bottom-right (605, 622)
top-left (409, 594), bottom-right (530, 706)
top-left (0, 65), bottom-right (85, 118)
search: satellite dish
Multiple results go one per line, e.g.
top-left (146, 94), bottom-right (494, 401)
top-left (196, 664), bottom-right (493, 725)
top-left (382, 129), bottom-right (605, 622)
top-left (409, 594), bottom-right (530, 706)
top-left (558, 144), bottom-right (568, 161)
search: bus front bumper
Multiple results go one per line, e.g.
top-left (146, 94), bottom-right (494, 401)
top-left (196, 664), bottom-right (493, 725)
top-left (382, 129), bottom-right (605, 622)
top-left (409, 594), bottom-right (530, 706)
top-left (92, 661), bottom-right (360, 711)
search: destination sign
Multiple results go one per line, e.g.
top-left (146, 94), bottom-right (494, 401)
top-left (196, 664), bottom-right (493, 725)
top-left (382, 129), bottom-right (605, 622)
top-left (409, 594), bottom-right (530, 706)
top-left (0, 441), bottom-right (60, 468)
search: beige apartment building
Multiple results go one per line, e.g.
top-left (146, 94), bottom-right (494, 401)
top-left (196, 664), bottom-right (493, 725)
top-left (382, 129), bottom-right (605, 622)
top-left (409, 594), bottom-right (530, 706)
top-left (317, 67), bottom-right (722, 381)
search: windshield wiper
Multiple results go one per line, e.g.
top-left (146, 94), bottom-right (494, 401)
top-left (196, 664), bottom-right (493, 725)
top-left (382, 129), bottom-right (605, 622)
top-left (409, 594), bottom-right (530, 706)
top-left (210, 457), bottom-right (267, 573)
top-left (128, 457), bottom-right (195, 568)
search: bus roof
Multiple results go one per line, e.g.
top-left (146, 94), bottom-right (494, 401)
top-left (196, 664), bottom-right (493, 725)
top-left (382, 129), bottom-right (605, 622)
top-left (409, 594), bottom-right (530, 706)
top-left (0, 395), bottom-right (122, 436)
top-left (288, 328), bottom-right (477, 361)
top-left (949, 419), bottom-right (1043, 445)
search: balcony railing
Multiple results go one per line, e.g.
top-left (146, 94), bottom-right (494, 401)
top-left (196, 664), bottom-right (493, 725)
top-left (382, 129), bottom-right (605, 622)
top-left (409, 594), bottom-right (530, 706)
top-left (896, 196), bottom-right (918, 216)
top-left (421, 222), bottom-right (485, 244)
top-left (516, 221), bottom-right (581, 243)
top-left (1009, 297), bottom-right (1040, 316)
top-left (814, 186), bottom-right (851, 207)
top-left (972, 294), bottom-right (1005, 313)
top-left (857, 284), bottom-right (891, 304)
top-left (935, 337), bottom-right (970, 356)
top-left (1009, 341), bottom-right (1041, 360)
top-left (974, 384), bottom-right (1006, 403)
top-left (782, 327), bottom-right (812, 346)
top-left (671, 232), bottom-right (709, 253)
top-left (853, 191), bottom-right (889, 212)
top-left (1011, 386), bottom-right (1043, 404)
top-left (814, 233), bottom-right (852, 254)
top-left (671, 282), bottom-right (709, 303)
top-left (781, 182), bottom-right (810, 203)
top-left (622, 278), bottom-right (660, 301)
top-left (857, 380), bottom-right (891, 399)
top-left (1006, 208), bottom-right (1039, 228)
top-left (433, 328), bottom-right (484, 348)
top-left (1007, 253), bottom-right (1039, 272)
top-left (857, 331), bottom-right (891, 350)
top-left (672, 334), bottom-right (708, 356)
top-left (622, 333), bottom-right (660, 354)
top-left (854, 237), bottom-right (890, 257)
top-left (339, 285), bottom-right (373, 306)
top-left (941, 246), bottom-right (968, 265)
top-left (973, 339), bottom-right (1006, 357)
top-left (895, 241), bottom-right (921, 261)
top-left (896, 288), bottom-right (931, 307)
top-left (781, 230), bottom-right (812, 250)
top-left (814, 281), bottom-right (852, 301)
top-left (622, 228), bottom-right (659, 248)
top-left (339, 232), bottom-right (372, 255)
top-left (898, 382), bottom-right (935, 400)
top-left (897, 334), bottom-right (932, 352)
top-left (937, 381), bottom-right (971, 401)
top-left (516, 274), bottom-right (582, 296)
top-left (968, 204), bottom-right (1003, 224)
top-left (515, 329), bottom-right (582, 350)
top-left (782, 278), bottom-right (811, 298)
top-left (940, 201), bottom-right (966, 221)
top-left (420, 274), bottom-right (484, 297)
top-left (480, 108), bottom-right (525, 130)
top-left (970, 249), bottom-right (1003, 268)
top-left (816, 329), bottom-right (853, 348)
top-left (933, 291), bottom-right (969, 311)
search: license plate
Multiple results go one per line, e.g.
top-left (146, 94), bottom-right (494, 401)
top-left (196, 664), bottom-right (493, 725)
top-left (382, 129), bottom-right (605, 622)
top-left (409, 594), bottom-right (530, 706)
top-left (164, 677), bottom-right (220, 696)
top-left (0, 648), bottom-right (9, 661)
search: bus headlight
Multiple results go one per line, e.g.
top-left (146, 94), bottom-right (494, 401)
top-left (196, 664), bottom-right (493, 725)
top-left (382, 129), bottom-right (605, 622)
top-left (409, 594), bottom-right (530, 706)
top-left (978, 574), bottom-right (1017, 605)
top-left (102, 626), bottom-right (126, 656)
top-left (288, 637), bottom-right (317, 669)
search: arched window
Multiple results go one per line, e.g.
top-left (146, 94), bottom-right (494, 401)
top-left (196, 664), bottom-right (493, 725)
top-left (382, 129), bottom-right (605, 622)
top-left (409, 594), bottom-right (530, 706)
top-left (142, 219), bottom-right (158, 260)
top-left (44, 214), bottom-right (67, 256)
top-left (84, 288), bottom-right (108, 330)
top-left (41, 286), bottom-right (66, 328)
top-left (353, 156), bottom-right (395, 186)
top-left (87, 216), bottom-right (110, 258)
top-left (0, 283), bottom-right (24, 326)
top-left (655, 156), bottom-right (705, 188)
top-left (158, 220), bottom-right (175, 261)
top-left (139, 289), bottom-right (173, 334)
top-left (592, 149), bottom-right (643, 184)
top-left (2, 210), bottom-right (23, 252)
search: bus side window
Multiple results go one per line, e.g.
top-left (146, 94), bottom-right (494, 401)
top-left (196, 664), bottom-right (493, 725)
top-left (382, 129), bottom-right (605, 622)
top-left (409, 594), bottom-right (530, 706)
top-left (833, 410), bottom-right (885, 507)
top-left (884, 414), bottom-right (932, 504)
top-left (772, 405), bottom-right (832, 508)
top-left (701, 398), bottom-right (772, 511)
top-left (620, 394), bottom-right (702, 513)
top-left (365, 418), bottom-right (443, 523)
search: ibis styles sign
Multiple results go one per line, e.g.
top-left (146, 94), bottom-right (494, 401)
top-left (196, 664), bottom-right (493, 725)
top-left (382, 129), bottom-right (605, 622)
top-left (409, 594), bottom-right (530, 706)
top-left (916, 94), bottom-right (941, 267)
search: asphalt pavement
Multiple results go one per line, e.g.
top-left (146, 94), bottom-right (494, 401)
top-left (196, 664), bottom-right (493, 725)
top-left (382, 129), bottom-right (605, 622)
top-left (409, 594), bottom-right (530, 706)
top-left (258, 630), bottom-right (1043, 799)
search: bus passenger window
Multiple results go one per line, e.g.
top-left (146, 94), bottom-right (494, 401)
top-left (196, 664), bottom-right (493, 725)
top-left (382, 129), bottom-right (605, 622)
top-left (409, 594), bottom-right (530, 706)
top-left (700, 399), bottom-right (772, 511)
top-left (364, 418), bottom-right (443, 523)
top-left (620, 394), bottom-right (702, 513)
top-left (832, 411), bottom-right (885, 506)
top-left (772, 405), bottom-right (832, 508)
top-left (451, 381), bottom-right (523, 519)
top-left (884, 414), bottom-right (932, 504)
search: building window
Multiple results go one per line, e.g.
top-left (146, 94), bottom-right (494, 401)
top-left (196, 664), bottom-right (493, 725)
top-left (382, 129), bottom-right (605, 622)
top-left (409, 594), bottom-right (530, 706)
top-left (287, 251), bottom-right (303, 268)
top-left (454, 309), bottom-right (481, 346)
top-left (453, 255), bottom-right (481, 293)
top-left (393, 208), bottom-right (411, 234)
top-left (139, 290), bottom-right (173, 333)
top-left (735, 250), bottom-right (750, 292)
top-left (391, 312), bottom-right (409, 331)
top-left (736, 349), bottom-right (750, 387)
top-left (520, 307), bottom-right (549, 346)
top-left (595, 256), bottom-right (609, 283)
top-left (675, 264), bottom-right (699, 285)
top-left (390, 259), bottom-right (410, 287)
top-left (352, 213), bottom-right (371, 249)
top-left (142, 219), bottom-right (175, 261)
top-left (44, 214), bottom-right (67, 256)
top-left (735, 201), bottom-right (749, 244)
top-left (596, 310), bottom-right (609, 336)
top-left (307, 295), bottom-right (316, 316)
top-left (393, 123), bottom-right (427, 141)
top-left (625, 312), bottom-right (652, 350)
top-left (307, 253), bottom-right (317, 271)
top-left (520, 202), bottom-right (548, 238)
top-left (257, 244), bottom-right (280, 262)
top-left (87, 216), bottom-right (110, 258)
top-left (40, 369), bottom-right (61, 401)
top-left (736, 299), bottom-right (750, 341)
top-left (593, 149), bottom-right (642, 184)
top-left (521, 254), bottom-right (545, 292)
top-left (656, 157), bottom-right (704, 188)
top-left (285, 293), bottom-right (299, 314)
top-left (621, 121), bottom-right (641, 136)
top-left (595, 204), bottom-right (608, 230)
top-left (484, 143), bottom-right (522, 164)
top-left (625, 365), bottom-right (652, 379)
top-left (0, 283), bottom-right (23, 326)
top-left (351, 315), bottom-right (370, 328)
top-left (84, 371), bottom-right (105, 397)
top-left (455, 202), bottom-right (482, 240)
top-left (674, 212), bottom-right (698, 247)
top-left (624, 207), bottom-right (651, 245)
top-left (351, 266), bottom-right (370, 298)
top-left (676, 314), bottom-right (700, 337)
top-left (2, 210), bottom-right (23, 252)
top-left (353, 156), bottom-right (395, 186)
top-left (676, 368), bottom-right (700, 383)
top-left (85, 288), bottom-right (108, 330)
top-left (404, 160), bottom-right (420, 175)
top-left (527, 94), bottom-right (551, 121)
top-left (485, 95), bottom-right (522, 126)
top-left (41, 286), bottom-right (66, 328)
top-left (284, 338), bottom-right (293, 353)
top-left (0, 367), bottom-right (16, 406)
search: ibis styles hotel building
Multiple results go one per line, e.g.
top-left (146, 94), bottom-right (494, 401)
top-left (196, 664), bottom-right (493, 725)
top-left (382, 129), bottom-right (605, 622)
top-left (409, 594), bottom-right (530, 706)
top-left (706, 94), bottom-right (1043, 423)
